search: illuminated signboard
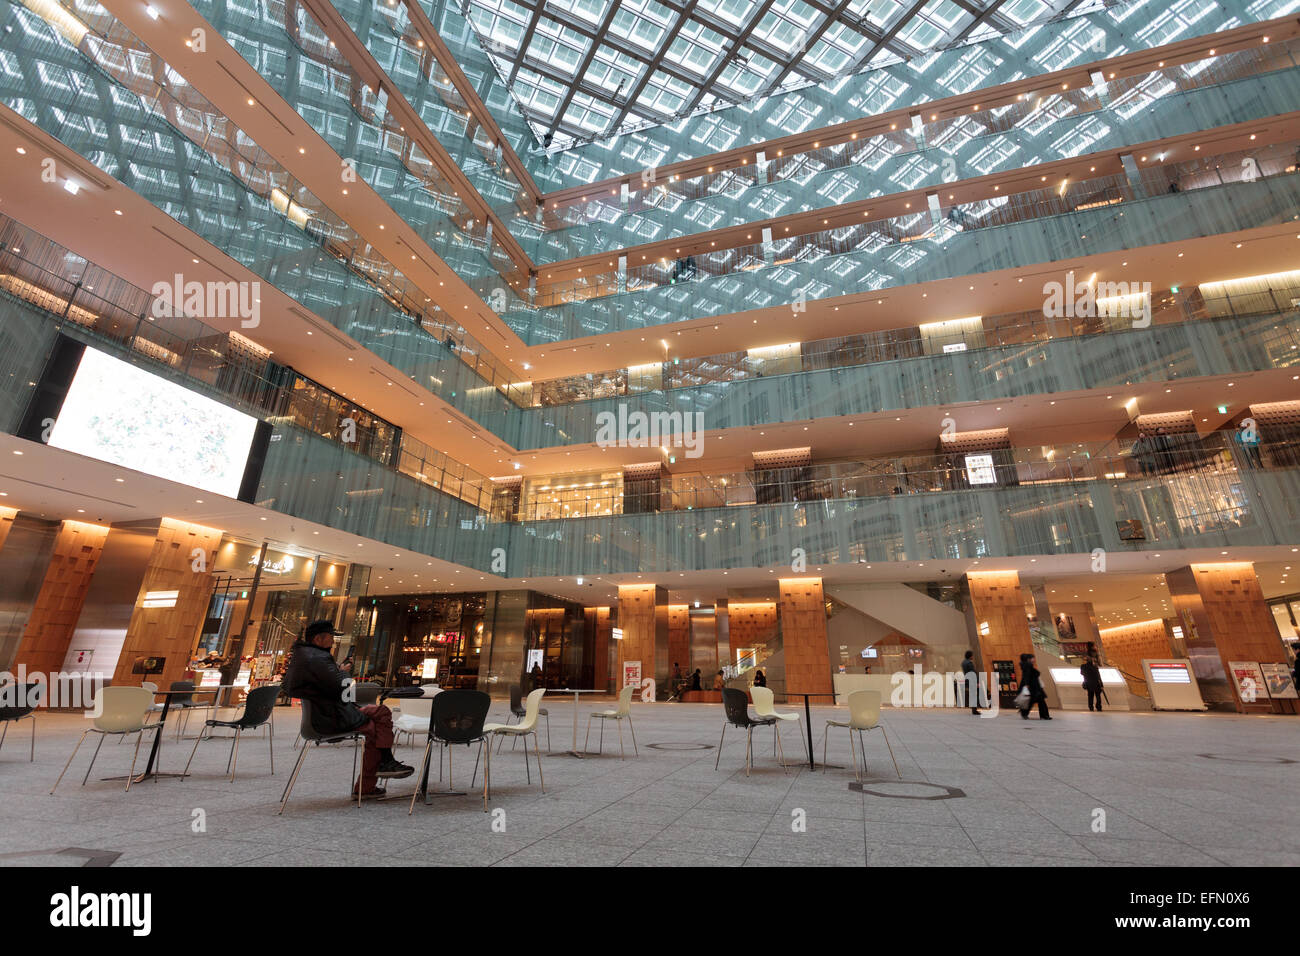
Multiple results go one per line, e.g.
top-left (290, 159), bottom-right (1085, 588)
top-left (48, 346), bottom-right (259, 498)
top-left (965, 454), bottom-right (997, 485)
top-left (1148, 662), bottom-right (1192, 684)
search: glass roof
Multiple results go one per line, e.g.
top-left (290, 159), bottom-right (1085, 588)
top-left (464, 0), bottom-right (1096, 147)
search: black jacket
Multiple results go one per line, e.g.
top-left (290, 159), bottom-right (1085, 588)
top-left (1080, 660), bottom-right (1103, 691)
top-left (961, 658), bottom-right (976, 676)
top-left (283, 639), bottom-right (367, 735)
top-left (1020, 662), bottom-right (1045, 699)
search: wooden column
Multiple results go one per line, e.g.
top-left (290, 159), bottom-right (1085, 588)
top-left (1166, 563), bottom-right (1291, 712)
top-left (111, 518), bottom-right (223, 691)
top-left (727, 600), bottom-right (778, 666)
top-left (617, 584), bottom-right (666, 689)
top-left (590, 606), bottom-right (613, 692)
top-left (966, 570), bottom-right (1035, 668)
top-left (13, 520), bottom-right (110, 676)
top-left (1098, 619), bottom-right (1173, 696)
top-left (0, 506), bottom-right (17, 551)
top-left (667, 604), bottom-right (690, 676)
top-left (778, 578), bottom-right (833, 697)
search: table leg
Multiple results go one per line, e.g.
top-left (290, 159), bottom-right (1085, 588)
top-left (105, 694), bottom-right (175, 783)
top-left (803, 696), bottom-right (814, 771)
top-left (141, 695), bottom-right (170, 778)
top-left (553, 692), bottom-right (586, 757)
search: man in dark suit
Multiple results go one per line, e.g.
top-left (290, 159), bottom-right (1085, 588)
top-left (283, 620), bottom-right (413, 797)
top-left (961, 650), bottom-right (980, 714)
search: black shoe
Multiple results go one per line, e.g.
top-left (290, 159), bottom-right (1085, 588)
top-left (353, 786), bottom-right (387, 799)
top-left (376, 758), bottom-right (414, 779)
top-left (971, 709), bottom-right (981, 715)
top-left (1041, 716), bottom-right (1053, 720)
top-left (1020, 709), bottom-right (1029, 719)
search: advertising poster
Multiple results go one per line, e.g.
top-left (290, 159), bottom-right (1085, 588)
top-left (1227, 661), bottom-right (1269, 703)
top-left (253, 654), bottom-right (275, 681)
top-left (1259, 662), bottom-right (1298, 699)
top-left (622, 660), bottom-right (642, 690)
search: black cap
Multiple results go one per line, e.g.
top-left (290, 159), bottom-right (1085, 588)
top-left (304, 620), bottom-right (343, 640)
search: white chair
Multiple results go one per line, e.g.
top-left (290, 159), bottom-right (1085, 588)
top-left (821, 690), bottom-right (900, 782)
top-left (50, 686), bottom-right (161, 794)
top-left (751, 685), bottom-right (808, 763)
top-left (583, 685), bottom-right (638, 758)
top-left (481, 688), bottom-right (545, 795)
top-left (125, 681), bottom-right (162, 746)
top-left (393, 698), bottom-right (433, 747)
top-left (419, 684), bottom-right (442, 698)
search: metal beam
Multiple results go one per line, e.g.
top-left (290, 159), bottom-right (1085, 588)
top-left (675, 0), bottom-right (779, 120)
top-left (762, 0), bottom-right (859, 93)
top-left (604, 0), bottom-right (700, 134)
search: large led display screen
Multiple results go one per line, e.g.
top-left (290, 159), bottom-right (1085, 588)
top-left (47, 346), bottom-right (260, 498)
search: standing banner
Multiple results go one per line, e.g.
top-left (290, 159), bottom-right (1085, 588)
top-left (622, 660), bottom-right (642, 690)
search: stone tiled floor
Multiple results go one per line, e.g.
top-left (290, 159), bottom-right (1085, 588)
top-left (2, 702), bottom-right (1298, 866)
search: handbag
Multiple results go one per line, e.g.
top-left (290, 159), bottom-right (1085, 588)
top-left (1014, 685), bottom-right (1031, 709)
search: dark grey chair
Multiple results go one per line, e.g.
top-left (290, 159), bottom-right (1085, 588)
top-left (409, 690), bottom-right (491, 814)
top-left (0, 682), bottom-right (42, 761)
top-left (715, 687), bottom-right (785, 777)
top-left (183, 684), bottom-right (279, 781)
top-left (169, 680), bottom-right (215, 740)
top-left (278, 699), bottom-right (365, 814)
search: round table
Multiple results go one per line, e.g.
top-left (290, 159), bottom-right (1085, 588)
top-left (550, 688), bottom-right (604, 758)
top-left (784, 690), bottom-right (841, 770)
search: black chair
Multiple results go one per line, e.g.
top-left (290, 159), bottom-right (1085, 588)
top-left (0, 682), bottom-right (42, 761)
top-left (715, 687), bottom-right (786, 777)
top-left (409, 690), bottom-right (491, 814)
top-left (183, 684), bottom-right (279, 782)
top-left (498, 683), bottom-right (550, 753)
top-left (169, 680), bottom-right (214, 740)
top-left (278, 699), bottom-right (365, 814)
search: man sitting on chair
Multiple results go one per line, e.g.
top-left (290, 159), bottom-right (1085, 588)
top-left (283, 620), bottom-right (413, 798)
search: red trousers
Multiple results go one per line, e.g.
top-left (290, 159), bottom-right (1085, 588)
top-left (356, 703), bottom-right (394, 792)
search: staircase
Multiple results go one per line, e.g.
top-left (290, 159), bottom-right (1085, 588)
top-left (825, 583), bottom-right (968, 647)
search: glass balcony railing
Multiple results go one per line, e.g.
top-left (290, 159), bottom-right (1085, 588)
top-left (505, 432), bottom-right (1282, 521)
top-left (185, 0), bottom-right (528, 295)
top-left (0, 211), bottom-right (501, 512)
top-left (0, 0), bottom-right (529, 422)
top-left (7, 216), bottom-right (1298, 578)
top-left (521, 43), bottom-right (1300, 262)
top-left (503, 144), bottom-right (1300, 342)
top-left (517, 280), bottom-right (1300, 411)
top-left (256, 422), bottom-right (1300, 578)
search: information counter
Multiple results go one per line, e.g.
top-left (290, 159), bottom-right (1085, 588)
top-left (1048, 666), bottom-right (1130, 710)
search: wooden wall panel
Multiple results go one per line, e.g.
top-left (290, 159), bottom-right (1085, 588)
top-left (727, 601), bottom-right (778, 666)
top-left (13, 520), bottom-right (109, 676)
top-left (1175, 563), bottom-right (1291, 712)
top-left (617, 584), bottom-right (664, 685)
top-left (585, 606), bottom-right (613, 691)
top-left (668, 604), bottom-right (690, 675)
top-left (111, 519), bottom-right (222, 691)
top-left (778, 578), bottom-right (833, 697)
top-left (967, 571), bottom-right (1035, 669)
top-left (1190, 564), bottom-right (1289, 663)
top-left (1098, 619), bottom-right (1172, 695)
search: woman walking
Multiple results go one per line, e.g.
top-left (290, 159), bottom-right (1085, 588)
top-left (1019, 653), bottom-right (1052, 720)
